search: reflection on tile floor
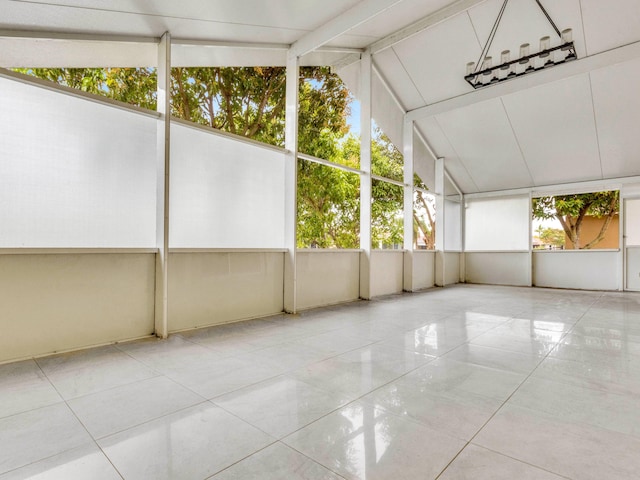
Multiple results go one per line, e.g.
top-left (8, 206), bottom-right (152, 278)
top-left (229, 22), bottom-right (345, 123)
top-left (2, 284), bottom-right (640, 479)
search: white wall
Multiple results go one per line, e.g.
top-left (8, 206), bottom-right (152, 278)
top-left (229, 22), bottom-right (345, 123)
top-left (0, 252), bottom-right (155, 363)
top-left (625, 247), bottom-right (640, 291)
top-left (167, 251), bottom-right (284, 331)
top-left (370, 250), bottom-right (404, 297)
top-left (297, 250), bottom-right (360, 310)
top-left (407, 250), bottom-right (436, 291)
top-left (465, 252), bottom-right (530, 286)
top-left (533, 251), bottom-right (620, 290)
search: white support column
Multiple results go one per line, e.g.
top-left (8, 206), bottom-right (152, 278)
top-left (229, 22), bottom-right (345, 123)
top-left (155, 32), bottom-right (171, 338)
top-left (403, 116), bottom-right (415, 291)
top-left (528, 191), bottom-right (533, 287)
top-left (284, 52), bottom-right (299, 313)
top-left (435, 157), bottom-right (445, 286)
top-left (359, 51), bottom-right (373, 299)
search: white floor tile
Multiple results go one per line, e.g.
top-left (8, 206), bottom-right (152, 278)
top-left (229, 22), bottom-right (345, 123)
top-left (289, 344), bottom-right (433, 399)
top-left (442, 343), bottom-right (544, 374)
top-left (474, 403), bottom-right (640, 480)
top-left (211, 443), bottom-right (344, 479)
top-left (0, 404), bottom-right (93, 474)
top-left (509, 376), bottom-right (640, 438)
top-left (214, 375), bottom-right (350, 438)
top-left (438, 444), bottom-right (566, 479)
top-left (99, 403), bottom-right (275, 480)
top-left (0, 360), bottom-right (62, 419)
top-left (283, 400), bottom-right (465, 480)
top-left (68, 376), bottom-right (205, 439)
top-left (0, 444), bottom-right (121, 480)
top-left (36, 346), bottom-right (157, 399)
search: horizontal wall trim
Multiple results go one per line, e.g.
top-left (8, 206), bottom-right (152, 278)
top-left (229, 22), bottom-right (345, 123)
top-left (169, 248), bottom-right (287, 253)
top-left (372, 249), bottom-right (406, 253)
top-left (465, 250), bottom-right (529, 254)
top-left (171, 117), bottom-right (286, 154)
top-left (298, 152), bottom-right (364, 175)
top-left (0, 67), bottom-right (161, 118)
top-left (533, 249), bottom-right (620, 253)
top-left (0, 248), bottom-right (158, 255)
top-left (297, 249), bottom-right (363, 253)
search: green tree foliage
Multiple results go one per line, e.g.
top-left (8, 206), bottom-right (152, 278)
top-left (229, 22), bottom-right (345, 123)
top-left (532, 191), bottom-right (619, 249)
top-left (14, 68), bottom-right (157, 110)
top-left (16, 66), bottom-right (418, 249)
top-left (535, 226), bottom-right (565, 249)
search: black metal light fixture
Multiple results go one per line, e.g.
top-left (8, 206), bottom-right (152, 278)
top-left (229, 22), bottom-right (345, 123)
top-left (464, 0), bottom-right (577, 89)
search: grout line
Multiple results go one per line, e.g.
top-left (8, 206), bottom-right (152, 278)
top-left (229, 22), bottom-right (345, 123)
top-left (434, 292), bottom-right (603, 479)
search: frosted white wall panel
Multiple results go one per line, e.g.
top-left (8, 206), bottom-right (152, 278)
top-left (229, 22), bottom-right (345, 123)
top-left (444, 200), bottom-right (462, 251)
top-left (0, 78), bottom-right (156, 247)
top-left (170, 123), bottom-right (285, 248)
top-left (465, 196), bottom-right (529, 251)
top-left (625, 199), bottom-right (640, 246)
top-left (533, 251), bottom-right (619, 290)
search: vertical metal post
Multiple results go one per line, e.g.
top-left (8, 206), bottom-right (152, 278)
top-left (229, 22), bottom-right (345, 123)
top-left (284, 52), bottom-right (299, 313)
top-left (403, 117), bottom-right (414, 291)
top-left (360, 50), bottom-right (373, 299)
top-left (435, 157), bottom-right (445, 286)
top-left (155, 32), bottom-right (171, 338)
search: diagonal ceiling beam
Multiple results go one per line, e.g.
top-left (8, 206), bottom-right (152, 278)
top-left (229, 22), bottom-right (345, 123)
top-left (407, 40), bottom-right (640, 121)
top-left (290, 0), bottom-right (403, 58)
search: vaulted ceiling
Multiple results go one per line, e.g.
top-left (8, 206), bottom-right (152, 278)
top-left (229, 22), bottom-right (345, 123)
top-left (2, 0), bottom-right (640, 194)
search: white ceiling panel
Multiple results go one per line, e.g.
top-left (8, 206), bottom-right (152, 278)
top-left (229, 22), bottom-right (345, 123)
top-left (391, 11), bottom-right (481, 104)
top-left (591, 57), bottom-right (640, 179)
top-left (580, 0), bottom-right (640, 55)
top-left (502, 73), bottom-right (602, 186)
top-left (415, 117), bottom-right (479, 193)
top-left (435, 98), bottom-right (534, 192)
top-left (5, 0), bottom-right (362, 34)
top-left (0, 2), bottom-right (300, 42)
top-left (373, 48), bottom-right (424, 111)
top-left (468, 0), bottom-right (586, 61)
top-left (347, 0), bottom-right (454, 39)
top-left (0, 38), bottom-right (156, 67)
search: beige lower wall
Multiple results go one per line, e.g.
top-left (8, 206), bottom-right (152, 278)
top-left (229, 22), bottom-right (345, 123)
top-left (408, 250), bottom-right (436, 291)
top-left (370, 250), bottom-right (404, 297)
top-left (0, 253), bottom-right (155, 363)
top-left (533, 251), bottom-right (620, 290)
top-left (167, 251), bottom-right (284, 331)
top-left (465, 252), bottom-right (530, 286)
top-left (297, 250), bottom-right (360, 310)
top-left (436, 252), bottom-right (461, 286)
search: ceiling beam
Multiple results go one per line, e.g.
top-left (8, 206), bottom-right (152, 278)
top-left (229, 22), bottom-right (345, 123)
top-left (290, 0), bottom-right (403, 58)
top-left (407, 40), bottom-right (640, 121)
top-left (370, 0), bottom-right (489, 54)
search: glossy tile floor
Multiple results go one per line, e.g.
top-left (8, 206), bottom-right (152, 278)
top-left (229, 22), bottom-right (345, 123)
top-left (2, 284), bottom-right (640, 479)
